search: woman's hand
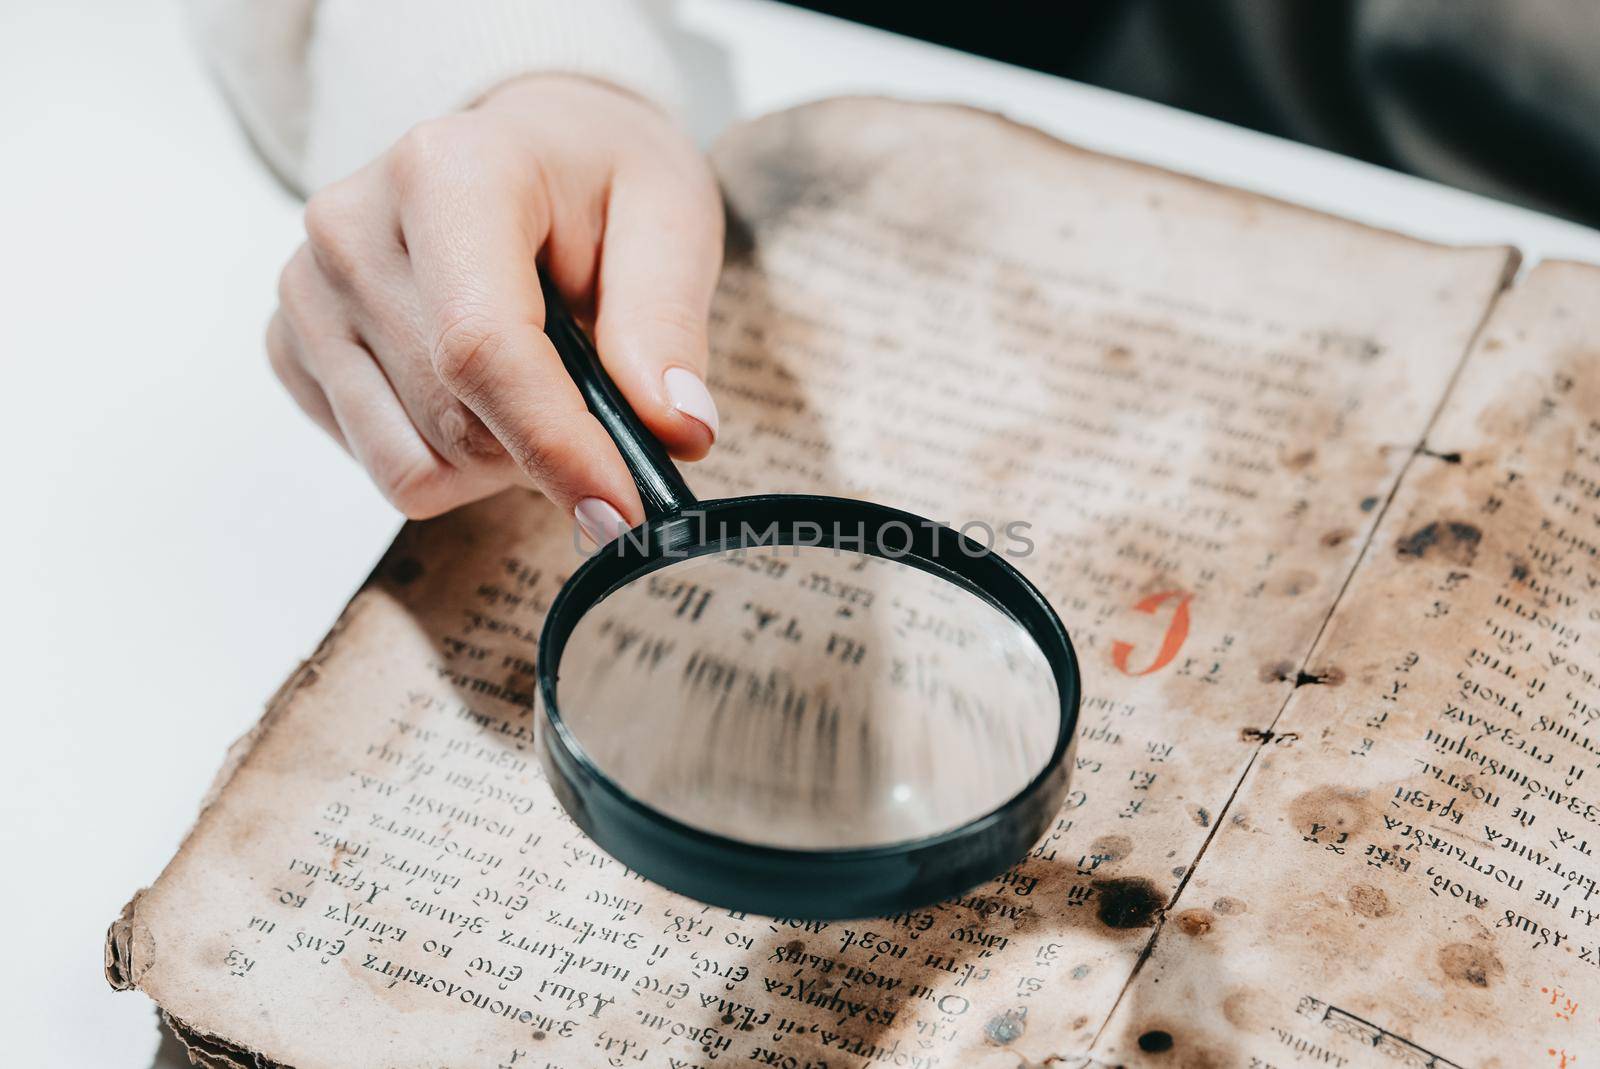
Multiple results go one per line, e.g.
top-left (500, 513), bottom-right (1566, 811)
top-left (267, 75), bottom-right (723, 542)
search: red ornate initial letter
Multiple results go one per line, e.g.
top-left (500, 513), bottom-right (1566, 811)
top-left (1112, 591), bottom-right (1193, 676)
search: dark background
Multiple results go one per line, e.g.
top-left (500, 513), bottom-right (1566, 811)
top-left (783, 1), bottom-right (1600, 229)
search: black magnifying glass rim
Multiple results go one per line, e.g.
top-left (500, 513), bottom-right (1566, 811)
top-left (536, 493), bottom-right (1081, 920)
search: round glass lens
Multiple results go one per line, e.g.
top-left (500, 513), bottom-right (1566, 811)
top-left (554, 544), bottom-right (1059, 850)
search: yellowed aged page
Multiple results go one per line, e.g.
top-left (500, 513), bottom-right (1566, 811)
top-left (1095, 260), bottom-right (1600, 1067)
top-left (107, 98), bottom-right (1513, 1067)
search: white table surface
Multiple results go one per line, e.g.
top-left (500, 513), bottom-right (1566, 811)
top-left (5, 2), bottom-right (1598, 1065)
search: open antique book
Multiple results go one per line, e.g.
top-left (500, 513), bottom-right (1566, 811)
top-left (107, 98), bottom-right (1600, 1068)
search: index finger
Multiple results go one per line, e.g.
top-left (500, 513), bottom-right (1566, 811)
top-left (398, 151), bottom-right (644, 530)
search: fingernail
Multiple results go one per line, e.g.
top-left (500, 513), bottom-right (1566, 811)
top-left (663, 367), bottom-right (719, 441)
top-left (574, 498), bottom-right (628, 547)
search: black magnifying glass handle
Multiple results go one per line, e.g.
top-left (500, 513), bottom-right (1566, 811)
top-left (539, 270), bottom-right (697, 520)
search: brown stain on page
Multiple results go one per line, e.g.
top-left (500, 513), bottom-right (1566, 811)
top-left (1437, 941), bottom-right (1504, 989)
top-left (1258, 660), bottom-right (1296, 683)
top-left (1282, 447), bottom-right (1317, 471)
top-left (1089, 833), bottom-right (1134, 863)
top-left (1288, 785), bottom-right (1372, 838)
top-left (1222, 987), bottom-right (1268, 1031)
top-left (1347, 884), bottom-right (1391, 918)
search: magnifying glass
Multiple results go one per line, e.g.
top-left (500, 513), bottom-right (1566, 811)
top-left (535, 273), bottom-right (1080, 919)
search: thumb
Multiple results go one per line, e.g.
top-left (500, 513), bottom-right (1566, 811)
top-left (593, 162), bottom-right (725, 461)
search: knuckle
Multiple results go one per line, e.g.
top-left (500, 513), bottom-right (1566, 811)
top-left (430, 304), bottom-right (504, 399)
top-left (388, 119), bottom-right (459, 187)
top-left (275, 248), bottom-right (315, 322)
top-left (264, 319), bottom-right (295, 380)
top-left (374, 452), bottom-right (449, 519)
top-left (303, 185), bottom-right (362, 278)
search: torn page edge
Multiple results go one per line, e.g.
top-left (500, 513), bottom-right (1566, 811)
top-left (104, 891), bottom-right (147, 991)
top-left (162, 1007), bottom-right (293, 1069)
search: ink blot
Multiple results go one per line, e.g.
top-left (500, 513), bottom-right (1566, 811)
top-left (1395, 520), bottom-right (1481, 565)
top-left (1293, 666), bottom-right (1345, 687)
top-left (1137, 1029), bottom-right (1175, 1053)
top-left (1094, 877), bottom-right (1164, 929)
top-left (1360, 495), bottom-right (1379, 512)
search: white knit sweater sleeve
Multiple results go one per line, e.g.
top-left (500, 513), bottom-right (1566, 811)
top-left (181, 0), bottom-right (687, 194)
